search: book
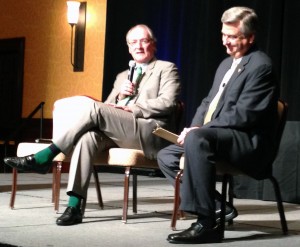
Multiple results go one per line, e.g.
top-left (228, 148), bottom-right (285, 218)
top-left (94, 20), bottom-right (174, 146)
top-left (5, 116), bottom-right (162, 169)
top-left (152, 124), bottom-right (179, 144)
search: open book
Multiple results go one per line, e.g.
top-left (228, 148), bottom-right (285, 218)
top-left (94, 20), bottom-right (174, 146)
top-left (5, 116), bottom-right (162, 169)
top-left (152, 124), bottom-right (179, 144)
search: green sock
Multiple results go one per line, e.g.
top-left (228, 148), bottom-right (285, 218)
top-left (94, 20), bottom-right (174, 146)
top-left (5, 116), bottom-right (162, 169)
top-left (34, 144), bottom-right (61, 165)
top-left (68, 195), bottom-right (81, 209)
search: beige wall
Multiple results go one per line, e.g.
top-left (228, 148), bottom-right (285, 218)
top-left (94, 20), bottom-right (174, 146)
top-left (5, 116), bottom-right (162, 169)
top-left (0, 0), bottom-right (106, 118)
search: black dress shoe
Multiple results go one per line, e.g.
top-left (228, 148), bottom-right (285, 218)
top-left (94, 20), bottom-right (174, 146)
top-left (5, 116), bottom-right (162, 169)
top-left (56, 207), bottom-right (83, 226)
top-left (4, 155), bottom-right (52, 174)
top-left (167, 222), bottom-right (222, 244)
top-left (216, 203), bottom-right (238, 223)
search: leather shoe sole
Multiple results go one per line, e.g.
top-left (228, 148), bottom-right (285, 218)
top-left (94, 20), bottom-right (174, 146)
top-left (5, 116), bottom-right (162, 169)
top-left (167, 222), bottom-right (222, 244)
top-left (56, 207), bottom-right (83, 226)
top-left (4, 155), bottom-right (52, 174)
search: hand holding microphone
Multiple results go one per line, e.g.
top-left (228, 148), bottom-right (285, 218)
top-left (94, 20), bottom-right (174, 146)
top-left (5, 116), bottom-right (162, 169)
top-left (119, 60), bottom-right (137, 99)
top-left (119, 79), bottom-right (135, 98)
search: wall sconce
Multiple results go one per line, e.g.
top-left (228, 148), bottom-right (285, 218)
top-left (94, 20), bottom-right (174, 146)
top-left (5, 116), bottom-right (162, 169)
top-left (67, 1), bottom-right (86, 72)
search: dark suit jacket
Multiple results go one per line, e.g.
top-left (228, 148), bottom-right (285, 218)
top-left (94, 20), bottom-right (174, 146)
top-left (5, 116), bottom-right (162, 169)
top-left (105, 58), bottom-right (181, 159)
top-left (191, 46), bottom-right (279, 178)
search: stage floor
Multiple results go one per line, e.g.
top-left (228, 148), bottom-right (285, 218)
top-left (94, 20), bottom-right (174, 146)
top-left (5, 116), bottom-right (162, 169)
top-left (1, 172), bottom-right (300, 247)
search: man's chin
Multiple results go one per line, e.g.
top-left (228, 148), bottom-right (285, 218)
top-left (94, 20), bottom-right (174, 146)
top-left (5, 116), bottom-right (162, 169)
top-left (132, 56), bottom-right (151, 64)
top-left (225, 47), bottom-right (234, 56)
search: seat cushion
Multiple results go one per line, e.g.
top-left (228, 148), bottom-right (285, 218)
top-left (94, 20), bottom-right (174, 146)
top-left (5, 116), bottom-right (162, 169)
top-left (108, 148), bottom-right (158, 168)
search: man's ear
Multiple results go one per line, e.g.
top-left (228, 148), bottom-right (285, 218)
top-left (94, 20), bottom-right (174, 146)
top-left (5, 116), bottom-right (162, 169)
top-left (249, 34), bottom-right (255, 44)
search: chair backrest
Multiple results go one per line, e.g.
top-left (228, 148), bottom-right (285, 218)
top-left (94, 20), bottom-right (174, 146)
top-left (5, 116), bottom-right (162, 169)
top-left (214, 99), bottom-right (288, 177)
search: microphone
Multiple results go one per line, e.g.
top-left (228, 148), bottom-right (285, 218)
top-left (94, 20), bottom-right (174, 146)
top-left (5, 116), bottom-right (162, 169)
top-left (128, 60), bottom-right (136, 81)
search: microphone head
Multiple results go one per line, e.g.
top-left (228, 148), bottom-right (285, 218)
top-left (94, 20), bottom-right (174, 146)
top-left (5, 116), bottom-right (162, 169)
top-left (128, 60), bottom-right (136, 68)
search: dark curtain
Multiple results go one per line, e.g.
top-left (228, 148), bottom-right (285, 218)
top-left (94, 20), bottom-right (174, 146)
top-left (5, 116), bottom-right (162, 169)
top-left (103, 0), bottom-right (300, 124)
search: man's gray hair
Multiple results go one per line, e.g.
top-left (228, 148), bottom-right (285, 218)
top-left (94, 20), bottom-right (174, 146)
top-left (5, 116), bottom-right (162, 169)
top-left (126, 24), bottom-right (157, 43)
top-left (221, 6), bottom-right (258, 36)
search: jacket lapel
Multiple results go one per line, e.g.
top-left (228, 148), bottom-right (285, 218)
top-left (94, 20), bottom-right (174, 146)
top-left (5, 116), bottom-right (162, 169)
top-left (132, 58), bottom-right (156, 103)
top-left (213, 55), bottom-right (250, 117)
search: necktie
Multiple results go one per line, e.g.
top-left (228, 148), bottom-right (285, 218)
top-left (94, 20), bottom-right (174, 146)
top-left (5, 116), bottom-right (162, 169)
top-left (203, 60), bottom-right (239, 124)
top-left (133, 66), bottom-right (143, 95)
top-left (133, 66), bottom-right (142, 82)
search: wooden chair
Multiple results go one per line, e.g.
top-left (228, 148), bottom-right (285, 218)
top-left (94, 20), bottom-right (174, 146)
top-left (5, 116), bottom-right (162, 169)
top-left (11, 142), bottom-right (66, 212)
top-left (83, 148), bottom-right (160, 223)
top-left (11, 142), bottom-right (105, 213)
top-left (84, 100), bottom-right (185, 222)
top-left (171, 99), bottom-right (289, 237)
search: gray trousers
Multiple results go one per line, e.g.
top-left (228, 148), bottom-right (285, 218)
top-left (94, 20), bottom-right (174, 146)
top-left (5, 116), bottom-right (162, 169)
top-left (52, 96), bottom-right (142, 198)
top-left (158, 127), bottom-right (264, 219)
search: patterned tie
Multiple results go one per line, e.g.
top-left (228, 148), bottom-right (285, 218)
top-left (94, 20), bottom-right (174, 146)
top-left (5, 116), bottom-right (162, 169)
top-left (203, 60), bottom-right (239, 124)
top-left (133, 66), bottom-right (143, 95)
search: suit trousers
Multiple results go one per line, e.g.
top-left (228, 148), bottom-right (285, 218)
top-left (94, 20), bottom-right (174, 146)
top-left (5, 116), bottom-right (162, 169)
top-left (52, 96), bottom-right (142, 198)
top-left (158, 127), bottom-right (259, 219)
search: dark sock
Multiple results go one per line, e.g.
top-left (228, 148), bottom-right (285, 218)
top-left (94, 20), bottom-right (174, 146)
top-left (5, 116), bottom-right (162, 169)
top-left (68, 195), bottom-right (82, 210)
top-left (197, 215), bottom-right (215, 228)
top-left (34, 144), bottom-right (61, 165)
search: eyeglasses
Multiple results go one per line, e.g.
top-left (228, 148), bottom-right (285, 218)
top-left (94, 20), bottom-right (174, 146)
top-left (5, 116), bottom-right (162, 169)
top-left (127, 38), bottom-right (152, 47)
top-left (222, 33), bottom-right (245, 42)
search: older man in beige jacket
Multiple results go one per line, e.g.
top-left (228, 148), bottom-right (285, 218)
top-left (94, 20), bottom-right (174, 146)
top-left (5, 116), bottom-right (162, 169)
top-left (4, 24), bottom-right (181, 226)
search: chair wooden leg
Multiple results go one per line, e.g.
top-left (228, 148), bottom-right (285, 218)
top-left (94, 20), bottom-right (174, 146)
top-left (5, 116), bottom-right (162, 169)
top-left (92, 166), bottom-right (104, 209)
top-left (10, 168), bottom-right (18, 209)
top-left (269, 176), bottom-right (288, 235)
top-left (132, 173), bottom-right (137, 213)
top-left (54, 161), bottom-right (62, 212)
top-left (52, 163), bottom-right (56, 204)
top-left (171, 169), bottom-right (183, 230)
top-left (122, 167), bottom-right (131, 223)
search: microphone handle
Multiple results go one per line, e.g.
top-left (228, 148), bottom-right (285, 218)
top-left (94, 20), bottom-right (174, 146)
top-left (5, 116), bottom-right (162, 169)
top-left (128, 66), bottom-right (135, 81)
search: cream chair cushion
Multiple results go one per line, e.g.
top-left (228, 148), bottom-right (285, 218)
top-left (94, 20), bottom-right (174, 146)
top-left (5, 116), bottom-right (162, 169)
top-left (108, 148), bottom-right (158, 168)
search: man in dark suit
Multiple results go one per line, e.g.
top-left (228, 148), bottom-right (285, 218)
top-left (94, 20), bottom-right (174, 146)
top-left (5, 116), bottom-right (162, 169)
top-left (4, 24), bottom-right (181, 225)
top-left (157, 6), bottom-right (278, 244)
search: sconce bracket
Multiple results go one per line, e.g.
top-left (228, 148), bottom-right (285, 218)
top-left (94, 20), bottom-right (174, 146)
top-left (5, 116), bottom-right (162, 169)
top-left (73, 1), bottom-right (86, 72)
